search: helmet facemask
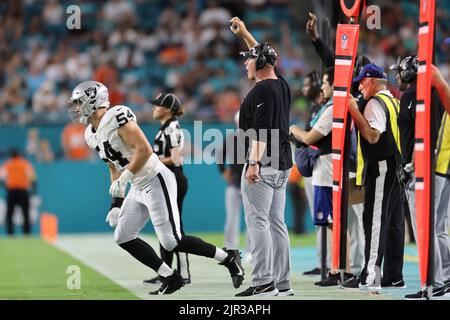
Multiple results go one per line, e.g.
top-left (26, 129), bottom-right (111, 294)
top-left (67, 96), bottom-right (90, 125)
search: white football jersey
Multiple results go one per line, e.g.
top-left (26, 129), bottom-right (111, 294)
top-left (85, 105), bottom-right (163, 189)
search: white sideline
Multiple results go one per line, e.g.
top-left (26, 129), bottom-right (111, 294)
top-left (54, 233), bottom-right (250, 300)
top-left (55, 233), bottom-right (158, 300)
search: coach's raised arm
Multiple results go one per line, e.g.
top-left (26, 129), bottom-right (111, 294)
top-left (229, 17), bottom-right (259, 50)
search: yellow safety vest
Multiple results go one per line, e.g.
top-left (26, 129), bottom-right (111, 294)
top-left (356, 92), bottom-right (401, 186)
top-left (436, 113), bottom-right (450, 177)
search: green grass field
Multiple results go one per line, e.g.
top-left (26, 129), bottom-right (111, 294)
top-left (0, 233), bottom-right (316, 300)
top-left (0, 237), bottom-right (136, 300)
top-left (1, 233), bottom-right (424, 300)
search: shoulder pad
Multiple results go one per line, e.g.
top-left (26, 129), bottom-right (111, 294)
top-left (102, 105), bottom-right (137, 129)
top-left (84, 125), bottom-right (98, 149)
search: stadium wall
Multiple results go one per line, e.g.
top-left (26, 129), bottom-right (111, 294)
top-left (0, 124), bottom-right (311, 234)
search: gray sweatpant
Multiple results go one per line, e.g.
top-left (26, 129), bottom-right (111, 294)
top-left (241, 164), bottom-right (292, 290)
top-left (434, 175), bottom-right (450, 283)
top-left (407, 173), bottom-right (450, 287)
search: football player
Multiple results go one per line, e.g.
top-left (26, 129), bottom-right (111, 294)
top-left (68, 81), bottom-right (244, 295)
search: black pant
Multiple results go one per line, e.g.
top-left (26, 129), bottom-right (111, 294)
top-left (6, 189), bottom-right (30, 235)
top-left (360, 157), bottom-right (405, 285)
top-left (159, 167), bottom-right (190, 277)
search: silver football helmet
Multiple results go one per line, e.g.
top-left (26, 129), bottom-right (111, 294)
top-left (68, 81), bottom-right (109, 125)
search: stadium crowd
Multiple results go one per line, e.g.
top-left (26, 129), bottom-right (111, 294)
top-left (0, 0), bottom-right (449, 126)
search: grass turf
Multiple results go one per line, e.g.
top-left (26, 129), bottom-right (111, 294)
top-left (0, 237), bottom-right (137, 300)
top-left (0, 232), bottom-right (316, 300)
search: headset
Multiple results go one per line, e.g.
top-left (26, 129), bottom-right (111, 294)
top-left (399, 56), bottom-right (418, 83)
top-left (255, 42), bottom-right (277, 71)
top-left (256, 43), bottom-right (268, 70)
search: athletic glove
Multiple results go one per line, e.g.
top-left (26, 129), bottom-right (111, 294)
top-left (109, 169), bottom-right (134, 198)
top-left (106, 207), bottom-right (120, 228)
top-left (105, 197), bottom-right (124, 228)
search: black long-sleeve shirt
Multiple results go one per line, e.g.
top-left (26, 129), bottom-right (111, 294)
top-left (311, 37), bottom-right (335, 68)
top-left (398, 86), bottom-right (445, 165)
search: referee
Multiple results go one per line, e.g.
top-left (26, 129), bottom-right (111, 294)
top-left (143, 93), bottom-right (191, 285)
top-left (229, 17), bottom-right (293, 297)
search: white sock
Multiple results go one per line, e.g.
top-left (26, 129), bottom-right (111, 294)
top-left (157, 262), bottom-right (174, 278)
top-left (214, 247), bottom-right (228, 262)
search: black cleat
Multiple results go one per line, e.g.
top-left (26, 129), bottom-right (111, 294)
top-left (143, 276), bottom-right (162, 285)
top-left (235, 281), bottom-right (279, 297)
top-left (303, 267), bottom-right (321, 276)
top-left (220, 248), bottom-right (245, 289)
top-left (149, 272), bottom-right (184, 295)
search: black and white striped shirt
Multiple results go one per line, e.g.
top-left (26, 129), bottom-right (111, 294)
top-left (153, 117), bottom-right (184, 167)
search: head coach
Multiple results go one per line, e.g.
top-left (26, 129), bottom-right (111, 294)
top-left (229, 17), bottom-right (293, 297)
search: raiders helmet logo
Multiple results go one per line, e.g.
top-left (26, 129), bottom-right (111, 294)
top-left (84, 87), bottom-right (97, 99)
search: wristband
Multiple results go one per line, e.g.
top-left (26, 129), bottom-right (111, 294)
top-left (120, 168), bottom-right (134, 182)
top-left (111, 197), bottom-right (124, 209)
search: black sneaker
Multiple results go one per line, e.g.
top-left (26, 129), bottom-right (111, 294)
top-left (315, 273), bottom-right (338, 286)
top-left (183, 277), bottom-right (191, 285)
top-left (342, 276), bottom-right (360, 288)
top-left (149, 272), bottom-right (184, 295)
top-left (219, 248), bottom-right (245, 288)
top-left (315, 272), bottom-right (353, 287)
top-left (405, 286), bottom-right (446, 300)
top-left (381, 278), bottom-right (406, 288)
top-left (444, 282), bottom-right (450, 296)
top-left (235, 281), bottom-right (279, 297)
top-left (303, 268), bottom-right (321, 276)
top-left (143, 276), bottom-right (162, 285)
top-left (277, 288), bottom-right (295, 296)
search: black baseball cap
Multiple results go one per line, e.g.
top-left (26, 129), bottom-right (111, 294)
top-left (150, 93), bottom-right (181, 110)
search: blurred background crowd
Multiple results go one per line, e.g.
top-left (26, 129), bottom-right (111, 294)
top-left (1, 0), bottom-right (449, 127)
top-left (1, 0), bottom-right (450, 235)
